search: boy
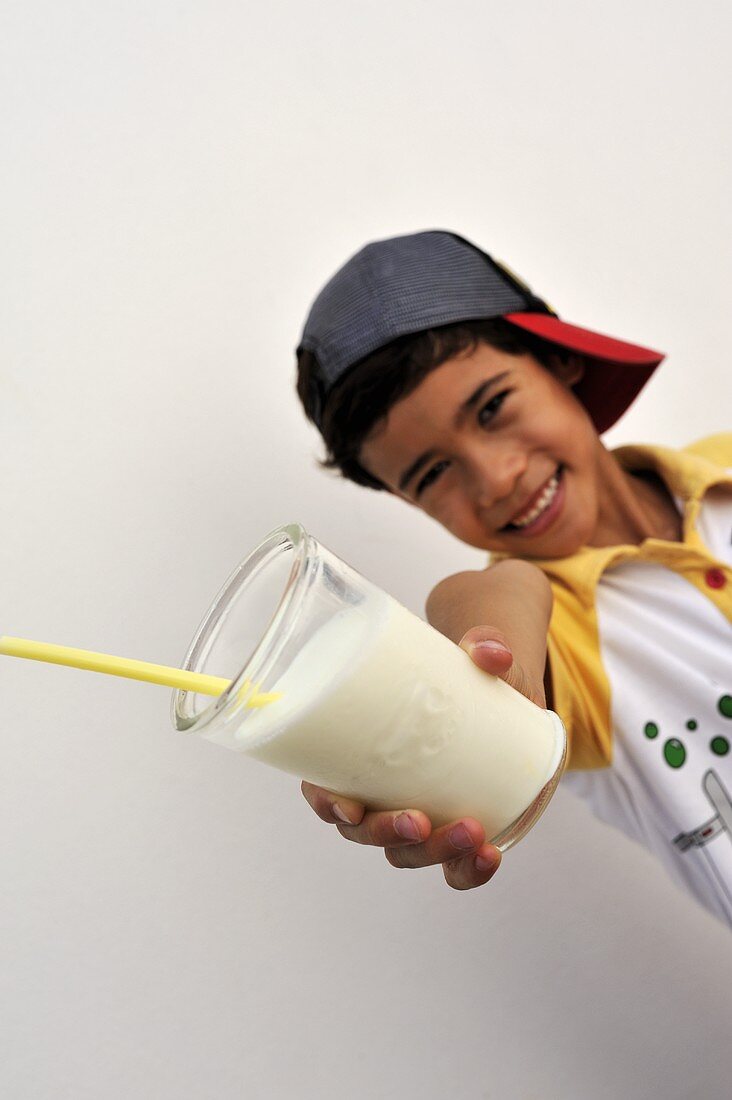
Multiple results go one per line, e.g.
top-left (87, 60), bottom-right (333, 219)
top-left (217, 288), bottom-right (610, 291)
top-left (294, 230), bottom-right (732, 925)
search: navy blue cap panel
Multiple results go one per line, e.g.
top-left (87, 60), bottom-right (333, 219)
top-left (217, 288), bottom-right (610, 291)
top-left (299, 231), bottom-right (532, 385)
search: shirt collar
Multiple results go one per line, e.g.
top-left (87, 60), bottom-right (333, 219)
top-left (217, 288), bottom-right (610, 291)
top-left (610, 439), bottom-right (732, 508)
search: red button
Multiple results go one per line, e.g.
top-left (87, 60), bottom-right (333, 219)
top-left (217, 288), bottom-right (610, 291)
top-left (705, 568), bottom-right (727, 589)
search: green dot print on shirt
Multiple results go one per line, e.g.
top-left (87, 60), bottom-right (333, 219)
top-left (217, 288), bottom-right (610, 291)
top-left (664, 739), bottom-right (686, 768)
top-left (643, 694), bottom-right (732, 770)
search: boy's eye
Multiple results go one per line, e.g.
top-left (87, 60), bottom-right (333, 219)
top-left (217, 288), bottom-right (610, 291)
top-left (478, 390), bottom-right (510, 425)
top-left (416, 459), bottom-right (450, 497)
top-left (414, 391), bottom-right (511, 498)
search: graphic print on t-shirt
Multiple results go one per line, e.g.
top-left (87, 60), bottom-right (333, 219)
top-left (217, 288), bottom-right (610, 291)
top-left (640, 694), bottom-right (732, 852)
top-left (639, 692), bottom-right (732, 910)
top-left (674, 770), bottom-right (732, 850)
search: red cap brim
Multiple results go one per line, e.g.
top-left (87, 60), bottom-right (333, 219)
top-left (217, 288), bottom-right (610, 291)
top-left (504, 312), bottom-right (664, 433)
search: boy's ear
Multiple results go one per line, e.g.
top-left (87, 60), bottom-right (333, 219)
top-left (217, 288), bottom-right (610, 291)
top-left (547, 353), bottom-right (585, 388)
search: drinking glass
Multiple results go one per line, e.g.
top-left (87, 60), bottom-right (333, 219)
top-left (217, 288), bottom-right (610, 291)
top-left (172, 523), bottom-right (566, 850)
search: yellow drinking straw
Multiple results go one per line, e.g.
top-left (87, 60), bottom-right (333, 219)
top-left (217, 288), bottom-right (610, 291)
top-left (0, 635), bottom-right (281, 707)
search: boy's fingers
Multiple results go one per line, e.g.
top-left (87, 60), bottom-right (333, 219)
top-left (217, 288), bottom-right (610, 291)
top-left (336, 808), bottom-right (432, 847)
top-left (300, 780), bottom-right (365, 826)
top-left (301, 780), bottom-right (502, 889)
top-left (300, 782), bottom-right (432, 846)
top-left (442, 844), bottom-right (502, 891)
top-left (384, 817), bottom-right (486, 868)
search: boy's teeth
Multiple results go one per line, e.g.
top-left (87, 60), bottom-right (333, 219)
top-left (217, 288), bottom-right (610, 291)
top-left (512, 473), bottom-right (560, 528)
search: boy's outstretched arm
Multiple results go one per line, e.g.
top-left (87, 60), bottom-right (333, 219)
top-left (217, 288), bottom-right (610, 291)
top-left (301, 559), bottom-right (553, 892)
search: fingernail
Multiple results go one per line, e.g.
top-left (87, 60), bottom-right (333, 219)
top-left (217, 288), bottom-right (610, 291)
top-left (332, 803), bottom-right (353, 824)
top-left (394, 813), bottom-right (420, 841)
top-left (449, 824), bottom-right (475, 850)
top-left (475, 854), bottom-right (498, 873)
top-left (470, 640), bottom-right (511, 655)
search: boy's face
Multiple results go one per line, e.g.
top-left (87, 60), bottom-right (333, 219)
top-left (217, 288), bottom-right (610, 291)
top-left (359, 342), bottom-right (604, 558)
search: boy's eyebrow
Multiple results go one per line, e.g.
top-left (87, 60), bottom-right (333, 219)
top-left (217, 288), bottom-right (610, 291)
top-left (398, 371), bottom-right (511, 492)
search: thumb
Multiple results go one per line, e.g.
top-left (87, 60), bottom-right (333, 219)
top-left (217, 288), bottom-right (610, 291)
top-left (459, 626), bottom-right (544, 706)
top-left (458, 626), bottom-right (514, 675)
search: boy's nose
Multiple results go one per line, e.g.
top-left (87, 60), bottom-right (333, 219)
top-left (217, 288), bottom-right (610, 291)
top-left (467, 446), bottom-right (527, 510)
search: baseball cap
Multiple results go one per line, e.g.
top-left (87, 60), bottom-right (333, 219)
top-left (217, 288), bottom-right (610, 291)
top-left (297, 230), bottom-right (664, 433)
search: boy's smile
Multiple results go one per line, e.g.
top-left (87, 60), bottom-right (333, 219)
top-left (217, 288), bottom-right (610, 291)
top-left (359, 343), bottom-right (680, 558)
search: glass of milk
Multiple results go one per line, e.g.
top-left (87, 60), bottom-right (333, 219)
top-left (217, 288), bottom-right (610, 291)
top-left (172, 523), bottom-right (567, 850)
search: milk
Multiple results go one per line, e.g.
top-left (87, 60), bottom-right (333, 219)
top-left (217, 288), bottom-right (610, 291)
top-left (205, 596), bottom-right (565, 838)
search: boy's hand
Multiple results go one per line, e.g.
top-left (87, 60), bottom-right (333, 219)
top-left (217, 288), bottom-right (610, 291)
top-left (300, 780), bottom-right (502, 891)
top-left (301, 627), bottom-right (552, 891)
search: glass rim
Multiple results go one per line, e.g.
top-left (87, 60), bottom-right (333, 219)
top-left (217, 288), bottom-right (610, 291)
top-left (171, 522), bottom-right (312, 734)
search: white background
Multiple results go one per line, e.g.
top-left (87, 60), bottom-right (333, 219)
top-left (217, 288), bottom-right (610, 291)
top-left (2, 2), bottom-right (732, 1097)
